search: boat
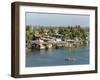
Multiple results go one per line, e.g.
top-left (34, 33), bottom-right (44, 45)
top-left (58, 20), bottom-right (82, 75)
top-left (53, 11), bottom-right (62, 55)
top-left (64, 57), bottom-right (76, 61)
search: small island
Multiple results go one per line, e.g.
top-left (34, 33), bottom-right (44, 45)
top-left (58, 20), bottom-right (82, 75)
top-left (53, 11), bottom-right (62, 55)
top-left (26, 25), bottom-right (89, 50)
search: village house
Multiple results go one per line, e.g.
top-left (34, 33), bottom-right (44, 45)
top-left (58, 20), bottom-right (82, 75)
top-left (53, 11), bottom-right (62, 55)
top-left (32, 34), bottom-right (53, 49)
top-left (53, 34), bottom-right (63, 42)
top-left (66, 39), bottom-right (75, 47)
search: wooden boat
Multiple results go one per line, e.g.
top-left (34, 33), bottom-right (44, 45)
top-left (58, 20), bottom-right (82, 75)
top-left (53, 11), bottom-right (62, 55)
top-left (64, 57), bottom-right (76, 61)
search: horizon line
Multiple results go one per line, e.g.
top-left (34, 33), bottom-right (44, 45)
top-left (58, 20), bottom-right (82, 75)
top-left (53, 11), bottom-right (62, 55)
top-left (26, 25), bottom-right (89, 27)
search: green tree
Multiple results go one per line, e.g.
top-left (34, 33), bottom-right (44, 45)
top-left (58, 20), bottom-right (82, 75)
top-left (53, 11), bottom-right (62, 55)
top-left (26, 25), bottom-right (33, 49)
top-left (47, 28), bottom-right (56, 36)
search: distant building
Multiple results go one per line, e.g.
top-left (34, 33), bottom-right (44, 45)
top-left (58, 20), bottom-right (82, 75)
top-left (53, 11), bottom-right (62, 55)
top-left (33, 34), bottom-right (44, 40)
top-left (53, 34), bottom-right (63, 42)
top-left (32, 34), bottom-right (53, 49)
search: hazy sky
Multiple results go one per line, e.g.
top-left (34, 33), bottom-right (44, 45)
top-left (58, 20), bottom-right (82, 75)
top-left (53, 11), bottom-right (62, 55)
top-left (26, 12), bottom-right (89, 27)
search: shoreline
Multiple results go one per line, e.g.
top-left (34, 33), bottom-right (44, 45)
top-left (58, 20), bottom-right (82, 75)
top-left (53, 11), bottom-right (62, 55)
top-left (26, 45), bottom-right (89, 53)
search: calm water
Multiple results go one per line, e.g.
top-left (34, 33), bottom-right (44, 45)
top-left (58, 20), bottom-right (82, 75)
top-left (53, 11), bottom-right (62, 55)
top-left (26, 47), bottom-right (89, 67)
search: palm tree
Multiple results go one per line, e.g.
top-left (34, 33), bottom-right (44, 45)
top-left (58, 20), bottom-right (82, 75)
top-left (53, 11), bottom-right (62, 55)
top-left (26, 25), bottom-right (33, 49)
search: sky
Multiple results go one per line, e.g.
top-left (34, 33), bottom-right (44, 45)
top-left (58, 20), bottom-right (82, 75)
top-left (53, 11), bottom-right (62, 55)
top-left (26, 12), bottom-right (89, 27)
